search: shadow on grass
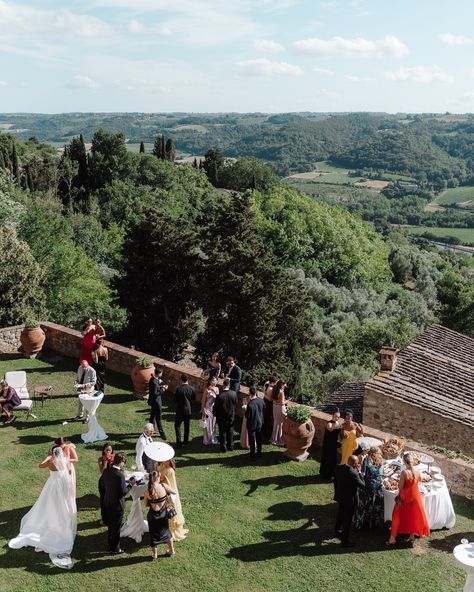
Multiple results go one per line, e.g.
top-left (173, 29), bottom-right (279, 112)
top-left (428, 531), bottom-right (472, 553)
top-left (227, 500), bottom-right (392, 561)
top-left (243, 473), bottom-right (319, 496)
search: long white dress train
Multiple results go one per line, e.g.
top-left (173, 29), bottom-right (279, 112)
top-left (9, 453), bottom-right (77, 569)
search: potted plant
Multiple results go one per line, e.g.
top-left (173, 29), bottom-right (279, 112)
top-left (283, 405), bottom-right (315, 461)
top-left (131, 356), bottom-right (155, 399)
top-left (20, 319), bottom-right (46, 358)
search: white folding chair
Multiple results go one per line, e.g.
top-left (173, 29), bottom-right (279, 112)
top-left (4, 370), bottom-right (36, 419)
top-left (5, 371), bottom-right (30, 400)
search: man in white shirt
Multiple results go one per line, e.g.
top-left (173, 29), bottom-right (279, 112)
top-left (74, 360), bottom-right (97, 421)
top-left (135, 423), bottom-right (154, 474)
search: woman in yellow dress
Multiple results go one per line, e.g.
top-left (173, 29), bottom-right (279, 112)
top-left (340, 410), bottom-right (364, 464)
top-left (159, 460), bottom-right (188, 542)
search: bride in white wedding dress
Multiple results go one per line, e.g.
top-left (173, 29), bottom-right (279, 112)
top-left (9, 446), bottom-right (77, 569)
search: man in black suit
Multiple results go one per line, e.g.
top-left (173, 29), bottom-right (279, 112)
top-left (213, 378), bottom-right (237, 452)
top-left (173, 374), bottom-right (196, 447)
top-left (333, 455), bottom-right (366, 548)
top-left (148, 368), bottom-right (168, 440)
top-left (245, 386), bottom-right (265, 458)
top-left (225, 357), bottom-right (242, 397)
top-left (100, 452), bottom-right (135, 554)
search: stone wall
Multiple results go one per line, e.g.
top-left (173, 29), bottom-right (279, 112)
top-left (363, 386), bottom-right (474, 457)
top-left (0, 324), bottom-right (23, 353)
top-left (40, 321), bottom-right (252, 403)
top-left (4, 321), bottom-right (473, 501)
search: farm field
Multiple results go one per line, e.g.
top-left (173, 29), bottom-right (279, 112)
top-left (404, 226), bottom-right (474, 245)
top-left (435, 186), bottom-right (474, 207)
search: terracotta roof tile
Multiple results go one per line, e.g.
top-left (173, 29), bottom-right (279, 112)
top-left (366, 324), bottom-right (474, 427)
top-left (317, 382), bottom-right (365, 422)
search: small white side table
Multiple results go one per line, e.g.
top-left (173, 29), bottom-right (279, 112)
top-left (79, 393), bottom-right (107, 443)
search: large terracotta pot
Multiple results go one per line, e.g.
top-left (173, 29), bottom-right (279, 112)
top-left (131, 363), bottom-right (154, 399)
top-left (283, 415), bottom-right (315, 461)
top-left (20, 326), bottom-right (46, 358)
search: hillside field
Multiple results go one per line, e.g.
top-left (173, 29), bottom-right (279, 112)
top-left (404, 226), bottom-right (474, 246)
top-left (436, 186), bottom-right (474, 207)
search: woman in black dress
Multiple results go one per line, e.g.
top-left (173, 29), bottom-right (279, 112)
top-left (92, 338), bottom-right (108, 393)
top-left (144, 470), bottom-right (176, 560)
top-left (319, 408), bottom-right (341, 479)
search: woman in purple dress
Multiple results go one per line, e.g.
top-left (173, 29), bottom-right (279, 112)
top-left (0, 380), bottom-right (21, 424)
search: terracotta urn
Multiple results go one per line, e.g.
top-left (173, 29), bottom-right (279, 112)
top-left (283, 410), bottom-right (315, 461)
top-left (131, 358), bottom-right (154, 399)
top-left (20, 325), bottom-right (46, 358)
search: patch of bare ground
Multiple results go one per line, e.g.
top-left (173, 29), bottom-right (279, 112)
top-left (287, 171), bottom-right (328, 180)
top-left (458, 200), bottom-right (474, 209)
top-left (354, 179), bottom-right (389, 190)
top-left (424, 202), bottom-right (446, 212)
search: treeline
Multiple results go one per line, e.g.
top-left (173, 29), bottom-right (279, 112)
top-left (1, 129), bottom-right (474, 404)
top-left (3, 112), bottom-right (474, 182)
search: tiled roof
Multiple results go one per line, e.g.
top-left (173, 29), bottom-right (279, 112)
top-left (317, 382), bottom-right (365, 422)
top-left (366, 324), bottom-right (474, 428)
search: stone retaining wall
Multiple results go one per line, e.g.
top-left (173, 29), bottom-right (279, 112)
top-left (3, 321), bottom-right (473, 501)
top-left (0, 324), bottom-right (23, 353)
top-left (40, 321), bottom-right (252, 403)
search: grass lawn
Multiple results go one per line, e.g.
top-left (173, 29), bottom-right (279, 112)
top-left (404, 226), bottom-right (474, 246)
top-left (436, 186), bottom-right (474, 206)
top-left (0, 354), bottom-right (472, 592)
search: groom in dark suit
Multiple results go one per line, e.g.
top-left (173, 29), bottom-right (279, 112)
top-left (213, 378), bottom-right (237, 452)
top-left (245, 386), bottom-right (265, 458)
top-left (173, 374), bottom-right (196, 447)
top-left (100, 452), bottom-right (135, 554)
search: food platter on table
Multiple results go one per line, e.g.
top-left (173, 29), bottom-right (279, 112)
top-left (381, 438), bottom-right (404, 459)
top-left (409, 451), bottom-right (434, 466)
top-left (356, 436), bottom-right (383, 449)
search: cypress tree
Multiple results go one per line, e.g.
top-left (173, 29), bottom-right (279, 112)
top-left (161, 135), bottom-right (165, 160)
top-left (152, 134), bottom-right (164, 159)
top-left (0, 150), bottom-right (5, 170)
top-left (193, 157), bottom-right (198, 169)
top-left (139, 141), bottom-right (145, 154)
top-left (26, 166), bottom-right (34, 192)
top-left (165, 138), bottom-right (176, 163)
top-left (3, 149), bottom-right (11, 171)
top-left (12, 144), bottom-right (20, 184)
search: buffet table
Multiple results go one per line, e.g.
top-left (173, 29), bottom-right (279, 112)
top-left (79, 393), bottom-right (107, 443)
top-left (120, 473), bottom-right (148, 543)
top-left (383, 479), bottom-right (456, 529)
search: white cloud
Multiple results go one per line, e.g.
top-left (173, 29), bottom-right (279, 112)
top-left (456, 92), bottom-right (474, 102)
top-left (236, 58), bottom-right (303, 77)
top-left (385, 65), bottom-right (453, 84)
top-left (314, 67), bottom-right (334, 76)
top-left (0, 2), bottom-right (112, 39)
top-left (158, 25), bottom-right (172, 36)
top-left (66, 75), bottom-right (100, 89)
top-left (128, 19), bottom-right (146, 34)
top-left (254, 39), bottom-right (285, 53)
top-left (293, 34), bottom-right (408, 58)
top-left (440, 33), bottom-right (474, 46)
top-left (346, 75), bottom-right (373, 82)
top-left (0, 80), bottom-right (8, 86)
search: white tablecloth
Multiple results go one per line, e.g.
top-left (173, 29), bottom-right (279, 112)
top-left (120, 481), bottom-right (148, 543)
top-left (454, 543), bottom-right (474, 592)
top-left (79, 393), bottom-right (107, 443)
top-left (384, 481), bottom-right (456, 529)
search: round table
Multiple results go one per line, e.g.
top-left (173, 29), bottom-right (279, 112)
top-left (78, 393), bottom-right (107, 443)
top-left (121, 474), bottom-right (148, 543)
top-left (384, 480), bottom-right (456, 529)
top-left (453, 543), bottom-right (474, 591)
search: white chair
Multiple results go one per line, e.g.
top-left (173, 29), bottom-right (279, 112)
top-left (4, 370), bottom-right (36, 419)
top-left (5, 371), bottom-right (30, 400)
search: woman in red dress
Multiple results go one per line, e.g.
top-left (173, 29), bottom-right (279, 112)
top-left (388, 452), bottom-right (430, 544)
top-left (80, 319), bottom-right (96, 365)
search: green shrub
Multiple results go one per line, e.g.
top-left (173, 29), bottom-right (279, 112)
top-left (286, 405), bottom-right (312, 423)
top-left (136, 356), bottom-right (153, 368)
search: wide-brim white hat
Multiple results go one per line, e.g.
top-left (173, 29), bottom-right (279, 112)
top-left (144, 442), bottom-right (175, 462)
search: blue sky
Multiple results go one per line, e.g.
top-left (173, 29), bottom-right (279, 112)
top-left (0, 0), bottom-right (474, 113)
